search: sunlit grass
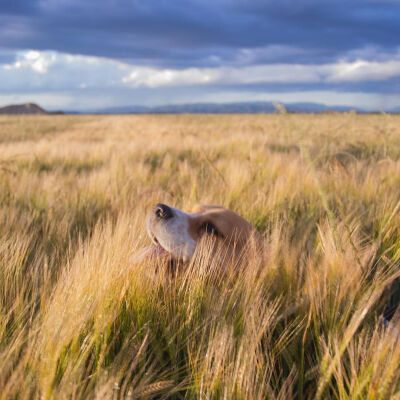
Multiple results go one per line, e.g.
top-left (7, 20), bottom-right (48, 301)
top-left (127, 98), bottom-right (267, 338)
top-left (0, 113), bottom-right (399, 399)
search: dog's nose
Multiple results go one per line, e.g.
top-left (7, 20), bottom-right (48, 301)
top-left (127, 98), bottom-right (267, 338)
top-left (154, 203), bottom-right (173, 220)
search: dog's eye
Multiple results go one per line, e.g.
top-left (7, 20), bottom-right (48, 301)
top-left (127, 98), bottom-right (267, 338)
top-left (199, 222), bottom-right (223, 238)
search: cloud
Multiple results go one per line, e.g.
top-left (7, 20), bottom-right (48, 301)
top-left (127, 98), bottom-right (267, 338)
top-left (0, 51), bottom-right (128, 92)
top-left (328, 60), bottom-right (400, 82)
top-left (3, 50), bottom-right (400, 95)
top-left (1, 0), bottom-right (400, 68)
top-left (0, 50), bottom-right (399, 111)
top-left (4, 50), bottom-right (56, 73)
top-left (122, 67), bottom-right (216, 88)
top-left (1, 2), bottom-right (399, 111)
top-left (121, 59), bottom-right (400, 88)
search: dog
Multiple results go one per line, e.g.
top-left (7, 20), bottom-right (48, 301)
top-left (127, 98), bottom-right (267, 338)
top-left (133, 203), bottom-right (261, 266)
top-left (132, 203), bottom-right (400, 337)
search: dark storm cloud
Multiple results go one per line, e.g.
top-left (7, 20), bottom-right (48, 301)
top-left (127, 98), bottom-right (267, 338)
top-left (0, 49), bottom-right (16, 64)
top-left (0, 0), bottom-right (399, 68)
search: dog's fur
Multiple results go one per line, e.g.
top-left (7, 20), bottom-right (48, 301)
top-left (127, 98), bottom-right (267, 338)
top-left (133, 203), bottom-right (261, 266)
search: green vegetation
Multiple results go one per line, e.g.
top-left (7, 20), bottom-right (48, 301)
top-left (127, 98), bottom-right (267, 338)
top-left (0, 113), bottom-right (399, 399)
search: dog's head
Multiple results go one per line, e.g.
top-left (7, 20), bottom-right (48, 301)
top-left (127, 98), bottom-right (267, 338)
top-left (134, 203), bottom-right (260, 265)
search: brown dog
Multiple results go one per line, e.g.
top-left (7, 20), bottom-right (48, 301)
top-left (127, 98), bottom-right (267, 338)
top-left (133, 203), bottom-right (261, 265)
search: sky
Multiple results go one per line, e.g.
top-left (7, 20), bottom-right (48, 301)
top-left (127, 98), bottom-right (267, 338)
top-left (0, 0), bottom-right (400, 111)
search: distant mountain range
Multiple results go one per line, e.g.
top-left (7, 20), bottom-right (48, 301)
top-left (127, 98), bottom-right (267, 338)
top-left (1, 101), bottom-right (399, 115)
top-left (89, 101), bottom-right (363, 114)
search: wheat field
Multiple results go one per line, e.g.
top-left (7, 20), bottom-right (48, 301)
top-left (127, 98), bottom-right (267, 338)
top-left (1, 113), bottom-right (400, 399)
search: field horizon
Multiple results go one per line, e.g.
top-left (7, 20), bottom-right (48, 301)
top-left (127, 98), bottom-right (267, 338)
top-left (1, 113), bottom-right (400, 399)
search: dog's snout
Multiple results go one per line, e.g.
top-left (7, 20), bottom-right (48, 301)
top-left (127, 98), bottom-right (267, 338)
top-left (154, 203), bottom-right (173, 220)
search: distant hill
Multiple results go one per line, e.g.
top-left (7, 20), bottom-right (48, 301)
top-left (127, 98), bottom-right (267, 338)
top-left (0, 103), bottom-right (49, 115)
top-left (2, 101), bottom-right (398, 115)
top-left (90, 101), bottom-right (363, 114)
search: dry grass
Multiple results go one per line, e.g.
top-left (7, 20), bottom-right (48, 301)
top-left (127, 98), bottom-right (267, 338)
top-left (0, 113), bottom-right (400, 399)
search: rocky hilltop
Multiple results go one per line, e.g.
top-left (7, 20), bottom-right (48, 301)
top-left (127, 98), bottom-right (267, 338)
top-left (0, 103), bottom-right (48, 115)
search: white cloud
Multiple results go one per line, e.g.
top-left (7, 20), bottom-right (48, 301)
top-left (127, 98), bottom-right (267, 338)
top-left (2, 50), bottom-right (400, 91)
top-left (3, 50), bottom-right (56, 74)
top-left (121, 64), bottom-right (323, 87)
top-left (1, 50), bottom-right (129, 92)
top-left (327, 60), bottom-right (400, 82)
top-left (121, 59), bottom-right (400, 87)
top-left (122, 67), bottom-right (215, 87)
top-left (0, 50), bottom-right (399, 110)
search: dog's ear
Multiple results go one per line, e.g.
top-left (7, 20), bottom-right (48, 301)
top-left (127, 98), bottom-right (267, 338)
top-left (191, 204), bottom-right (223, 214)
